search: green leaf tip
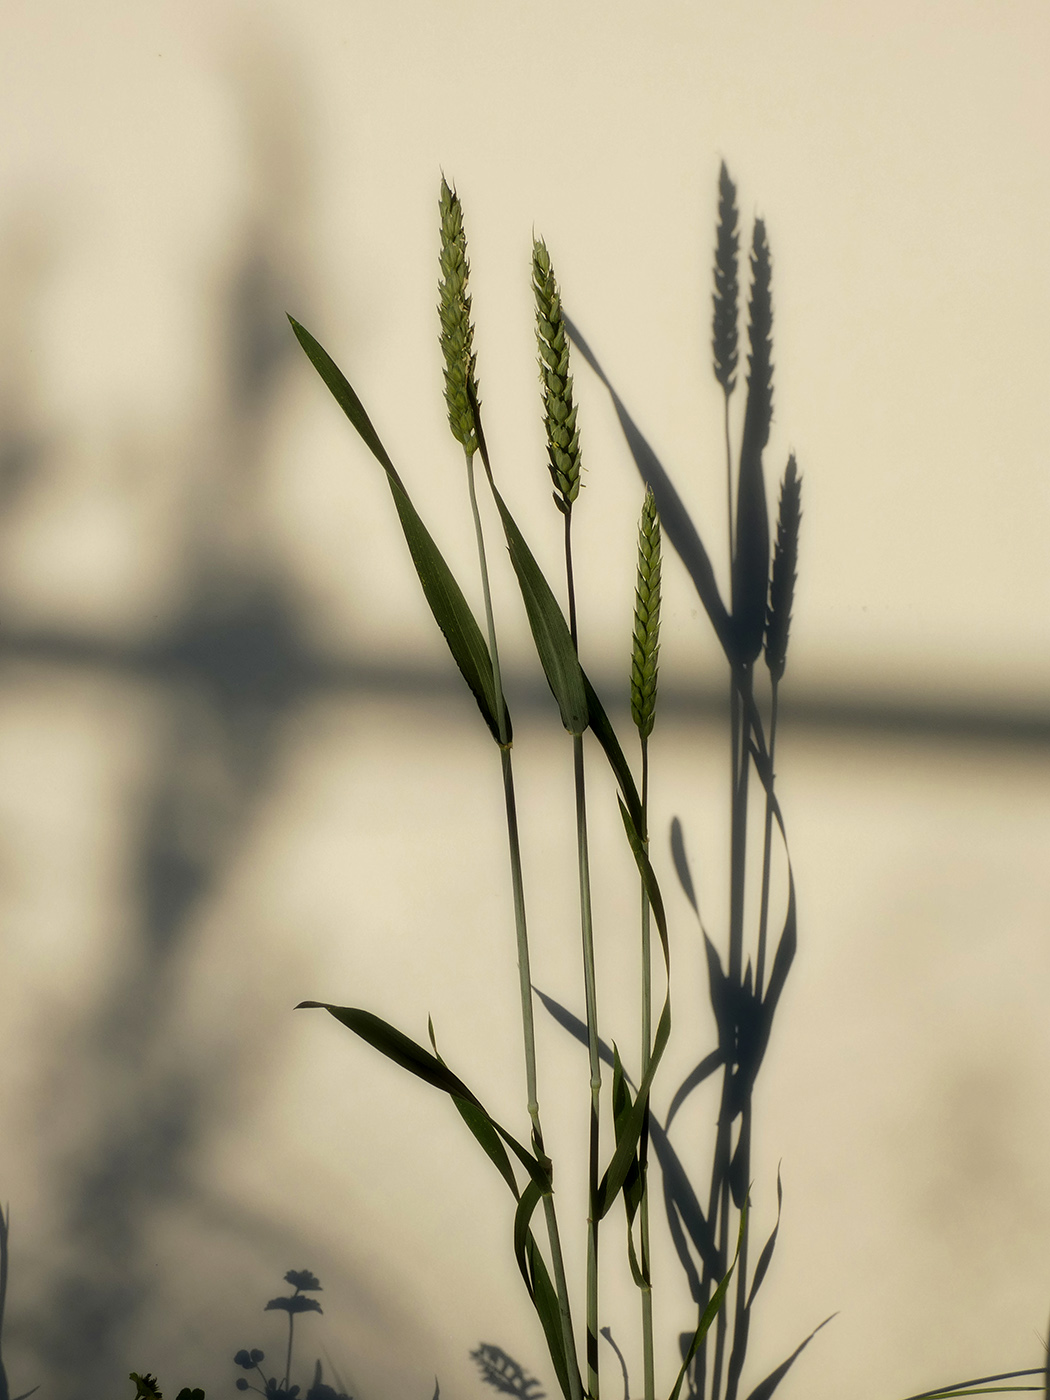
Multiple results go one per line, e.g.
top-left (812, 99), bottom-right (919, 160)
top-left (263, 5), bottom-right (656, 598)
top-left (533, 237), bottom-right (582, 515)
top-left (438, 176), bottom-right (480, 456)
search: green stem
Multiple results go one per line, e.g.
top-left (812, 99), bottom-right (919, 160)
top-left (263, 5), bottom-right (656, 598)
top-left (711, 1175), bottom-right (731, 1400)
top-left (565, 508), bottom-right (600, 1400)
top-left (467, 450), bottom-right (582, 1400)
top-left (639, 741), bottom-right (655, 1400)
top-left (465, 451), bottom-right (509, 745)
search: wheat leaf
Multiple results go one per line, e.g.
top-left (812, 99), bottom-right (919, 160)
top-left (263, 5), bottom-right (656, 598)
top-left (471, 397), bottom-right (588, 735)
top-left (666, 1203), bottom-right (748, 1400)
top-left (296, 1002), bottom-right (542, 1190)
top-left (288, 317), bottom-right (506, 744)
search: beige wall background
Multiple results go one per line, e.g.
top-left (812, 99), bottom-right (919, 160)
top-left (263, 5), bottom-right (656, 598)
top-left (0, 3), bottom-right (1048, 1399)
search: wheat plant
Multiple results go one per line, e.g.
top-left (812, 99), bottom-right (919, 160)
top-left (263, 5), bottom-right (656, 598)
top-left (277, 162), bottom-right (1047, 1400)
top-left (0, 161), bottom-right (1044, 1400)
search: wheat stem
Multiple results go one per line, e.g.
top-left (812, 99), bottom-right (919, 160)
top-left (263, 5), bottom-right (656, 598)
top-left (537, 233), bottom-right (600, 1400)
top-left (566, 510), bottom-right (600, 1400)
top-left (443, 184), bottom-right (581, 1400)
top-left (630, 489), bottom-right (660, 1400)
top-left (639, 739), bottom-right (655, 1400)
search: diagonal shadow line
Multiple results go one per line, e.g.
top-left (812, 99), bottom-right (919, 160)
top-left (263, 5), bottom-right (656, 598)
top-left (1, 628), bottom-right (1046, 751)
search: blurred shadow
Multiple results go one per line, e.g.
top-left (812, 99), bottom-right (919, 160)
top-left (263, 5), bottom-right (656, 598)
top-left (0, 34), bottom-right (1045, 1400)
top-left (0, 38), bottom-right (339, 1397)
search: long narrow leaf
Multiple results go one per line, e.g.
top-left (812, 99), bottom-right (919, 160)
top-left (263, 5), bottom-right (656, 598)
top-left (618, 798), bottom-right (669, 971)
top-left (527, 1233), bottom-right (582, 1400)
top-left (901, 1389), bottom-right (1040, 1398)
top-left (595, 797), bottom-right (673, 1217)
top-left (897, 1374), bottom-right (1046, 1400)
top-left (666, 1202), bottom-right (748, 1400)
top-left (471, 392), bottom-right (588, 735)
top-left (537, 991), bottom-right (720, 1272)
top-left (289, 317), bottom-right (506, 743)
top-left (513, 1176), bottom-right (581, 1400)
top-left (611, 1046), bottom-right (644, 1218)
top-left (581, 674), bottom-right (644, 836)
top-left (596, 993), bottom-right (669, 1218)
top-left (513, 1178), bottom-right (547, 1299)
top-left (452, 1096), bottom-right (523, 1200)
top-left (298, 1002), bottom-right (543, 1186)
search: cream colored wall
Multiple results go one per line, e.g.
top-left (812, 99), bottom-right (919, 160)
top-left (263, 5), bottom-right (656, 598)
top-left (0, 3), bottom-right (1048, 1399)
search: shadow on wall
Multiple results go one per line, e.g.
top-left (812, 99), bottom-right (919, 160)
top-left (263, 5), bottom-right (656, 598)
top-left (0, 26), bottom-right (1047, 1400)
top-left (0, 35), bottom-right (430, 1400)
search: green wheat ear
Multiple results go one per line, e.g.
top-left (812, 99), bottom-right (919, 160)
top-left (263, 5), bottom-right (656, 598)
top-left (631, 487), bottom-right (662, 740)
top-left (765, 452), bottom-right (801, 683)
top-left (533, 237), bottom-right (582, 515)
top-left (438, 176), bottom-right (480, 455)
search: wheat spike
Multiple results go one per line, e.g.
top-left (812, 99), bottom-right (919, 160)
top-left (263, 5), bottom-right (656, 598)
top-left (765, 453), bottom-right (801, 682)
top-left (438, 177), bottom-right (480, 455)
top-left (533, 237), bottom-right (582, 514)
top-left (631, 487), bottom-right (662, 740)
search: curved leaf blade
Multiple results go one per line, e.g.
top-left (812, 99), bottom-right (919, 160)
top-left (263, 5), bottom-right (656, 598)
top-left (471, 406), bottom-right (587, 735)
top-left (289, 317), bottom-right (507, 744)
top-left (895, 1372), bottom-right (1045, 1400)
top-left (582, 674), bottom-right (644, 839)
top-left (595, 796), bottom-right (672, 1218)
top-left (512, 1179), bottom-right (581, 1400)
top-left (666, 1202), bottom-right (748, 1400)
top-left (297, 1002), bottom-right (542, 1187)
